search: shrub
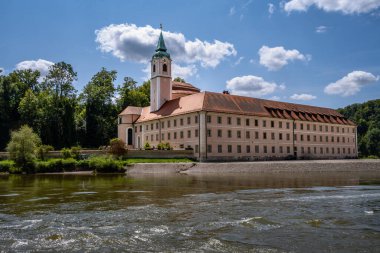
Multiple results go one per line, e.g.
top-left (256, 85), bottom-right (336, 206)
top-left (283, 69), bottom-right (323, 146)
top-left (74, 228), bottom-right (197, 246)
top-left (36, 145), bottom-right (54, 161)
top-left (70, 146), bottom-right (81, 160)
top-left (76, 159), bottom-right (90, 171)
top-left (109, 138), bottom-right (126, 157)
top-left (61, 148), bottom-right (72, 159)
top-left (9, 167), bottom-right (23, 174)
top-left (164, 142), bottom-right (172, 150)
top-left (144, 142), bottom-right (152, 150)
top-left (367, 155), bottom-right (379, 159)
top-left (61, 158), bottom-right (77, 172)
top-left (157, 142), bottom-right (164, 150)
top-left (6, 125), bottom-right (41, 168)
top-left (0, 160), bottom-right (15, 173)
top-left (88, 156), bottom-right (125, 173)
top-left (35, 159), bottom-right (64, 173)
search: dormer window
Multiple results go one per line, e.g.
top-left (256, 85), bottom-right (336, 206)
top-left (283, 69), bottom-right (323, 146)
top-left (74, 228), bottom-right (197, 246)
top-left (163, 64), bottom-right (167, 72)
top-left (153, 64), bottom-right (156, 72)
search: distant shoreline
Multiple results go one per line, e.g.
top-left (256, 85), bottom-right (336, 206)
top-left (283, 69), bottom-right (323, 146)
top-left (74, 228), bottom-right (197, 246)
top-left (125, 159), bottom-right (380, 174)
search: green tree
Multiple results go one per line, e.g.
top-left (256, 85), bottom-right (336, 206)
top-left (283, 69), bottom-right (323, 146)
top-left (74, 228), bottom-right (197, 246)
top-left (81, 68), bottom-right (117, 147)
top-left (173, 77), bottom-right (186, 83)
top-left (6, 125), bottom-right (41, 168)
top-left (117, 78), bottom-right (150, 111)
top-left (365, 128), bottom-right (380, 156)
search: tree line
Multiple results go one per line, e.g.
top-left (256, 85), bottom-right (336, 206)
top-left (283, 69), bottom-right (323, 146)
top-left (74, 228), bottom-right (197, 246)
top-left (338, 99), bottom-right (380, 157)
top-left (0, 62), bottom-right (150, 151)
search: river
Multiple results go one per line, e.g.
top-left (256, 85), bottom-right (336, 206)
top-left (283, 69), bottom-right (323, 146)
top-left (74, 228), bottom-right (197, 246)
top-left (0, 172), bottom-right (379, 252)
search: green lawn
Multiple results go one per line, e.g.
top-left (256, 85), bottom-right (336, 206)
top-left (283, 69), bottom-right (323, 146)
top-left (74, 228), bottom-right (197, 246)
top-left (124, 158), bottom-right (195, 164)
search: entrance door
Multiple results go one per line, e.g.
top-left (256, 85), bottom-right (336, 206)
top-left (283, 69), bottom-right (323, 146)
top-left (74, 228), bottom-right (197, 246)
top-left (127, 128), bottom-right (133, 145)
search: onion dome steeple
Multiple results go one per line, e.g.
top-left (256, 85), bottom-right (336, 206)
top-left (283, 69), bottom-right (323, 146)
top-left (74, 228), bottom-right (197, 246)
top-left (152, 24), bottom-right (171, 60)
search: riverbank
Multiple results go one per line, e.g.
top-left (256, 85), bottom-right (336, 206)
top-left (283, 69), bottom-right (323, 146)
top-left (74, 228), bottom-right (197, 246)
top-left (125, 159), bottom-right (380, 174)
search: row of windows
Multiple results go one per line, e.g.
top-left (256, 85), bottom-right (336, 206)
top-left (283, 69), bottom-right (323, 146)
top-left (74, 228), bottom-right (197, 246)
top-left (135, 115), bottom-right (354, 134)
top-left (194, 144), bottom-right (355, 155)
top-left (144, 129), bottom-right (355, 143)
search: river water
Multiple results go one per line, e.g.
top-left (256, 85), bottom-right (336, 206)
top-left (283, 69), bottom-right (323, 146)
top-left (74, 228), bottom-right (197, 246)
top-left (0, 171), bottom-right (379, 252)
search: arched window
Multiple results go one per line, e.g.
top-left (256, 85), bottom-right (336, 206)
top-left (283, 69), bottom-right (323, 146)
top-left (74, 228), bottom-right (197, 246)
top-left (163, 64), bottom-right (167, 72)
top-left (153, 64), bottom-right (156, 72)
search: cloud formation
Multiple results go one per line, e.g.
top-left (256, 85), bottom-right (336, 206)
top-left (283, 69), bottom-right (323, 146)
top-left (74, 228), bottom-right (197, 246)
top-left (95, 23), bottom-right (236, 68)
top-left (268, 3), bottom-right (275, 16)
top-left (284, 0), bottom-right (380, 14)
top-left (290, 93), bottom-right (317, 100)
top-left (258, 45), bottom-right (310, 71)
top-left (15, 59), bottom-right (54, 77)
top-left (315, 25), bottom-right (327, 33)
top-left (324, 71), bottom-right (379, 96)
top-left (226, 75), bottom-right (283, 97)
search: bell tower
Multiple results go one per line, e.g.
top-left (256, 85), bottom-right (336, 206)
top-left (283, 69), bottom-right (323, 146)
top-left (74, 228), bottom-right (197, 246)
top-left (150, 25), bottom-right (172, 112)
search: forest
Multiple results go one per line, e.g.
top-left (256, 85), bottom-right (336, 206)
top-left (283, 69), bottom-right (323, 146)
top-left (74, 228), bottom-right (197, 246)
top-left (0, 62), bottom-right (150, 150)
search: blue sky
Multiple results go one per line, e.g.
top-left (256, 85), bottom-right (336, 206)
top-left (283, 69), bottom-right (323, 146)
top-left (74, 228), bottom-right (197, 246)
top-left (1, 0), bottom-right (380, 109)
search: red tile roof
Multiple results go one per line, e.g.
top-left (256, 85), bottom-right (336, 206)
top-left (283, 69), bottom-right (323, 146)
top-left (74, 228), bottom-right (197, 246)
top-left (119, 91), bottom-right (355, 125)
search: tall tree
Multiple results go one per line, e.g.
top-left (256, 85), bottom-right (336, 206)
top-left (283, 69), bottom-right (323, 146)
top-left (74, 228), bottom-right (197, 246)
top-left (81, 68), bottom-right (117, 147)
top-left (117, 78), bottom-right (150, 111)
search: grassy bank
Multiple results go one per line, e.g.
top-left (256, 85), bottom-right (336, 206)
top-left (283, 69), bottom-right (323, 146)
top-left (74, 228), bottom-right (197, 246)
top-left (0, 157), bottom-right (194, 174)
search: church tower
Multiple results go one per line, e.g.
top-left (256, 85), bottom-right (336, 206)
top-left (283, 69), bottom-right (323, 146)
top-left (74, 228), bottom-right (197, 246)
top-left (150, 26), bottom-right (172, 112)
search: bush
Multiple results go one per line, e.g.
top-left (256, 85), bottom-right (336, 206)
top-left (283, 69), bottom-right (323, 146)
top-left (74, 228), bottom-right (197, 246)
top-left (88, 156), bottom-right (125, 173)
top-left (109, 138), bottom-right (126, 157)
top-left (61, 158), bottom-right (77, 171)
top-left (157, 142), bottom-right (164, 150)
top-left (9, 167), bottom-right (23, 174)
top-left (70, 146), bottom-right (81, 160)
top-left (35, 159), bottom-right (64, 173)
top-left (36, 145), bottom-right (54, 160)
top-left (0, 160), bottom-right (15, 173)
top-left (76, 159), bottom-right (90, 171)
top-left (367, 155), bottom-right (379, 159)
top-left (144, 142), bottom-right (152, 150)
top-left (61, 148), bottom-right (72, 159)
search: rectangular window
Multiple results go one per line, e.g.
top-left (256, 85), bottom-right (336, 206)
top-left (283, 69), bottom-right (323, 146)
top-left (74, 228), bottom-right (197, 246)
top-left (161, 133), bottom-right (164, 141)
top-left (337, 127), bottom-right (340, 133)
top-left (320, 147), bottom-right (323, 154)
top-left (272, 146), bottom-right (275, 153)
top-left (279, 121), bottom-right (283, 128)
top-left (237, 130), bottom-right (241, 138)
top-left (301, 135), bottom-right (304, 141)
top-left (271, 132), bottom-right (275, 140)
top-left (280, 146), bottom-right (283, 153)
top-left (195, 129), bottom-right (199, 137)
top-left (320, 136), bottom-right (322, 142)
top-left (300, 123), bottom-right (304, 130)
top-left (325, 126), bottom-right (328, 132)
top-left (195, 116), bottom-right (198, 124)
top-left (264, 146), bottom-right (267, 153)
top-left (217, 129), bottom-right (222, 137)
top-left (207, 115), bottom-right (211, 123)
top-left (271, 121), bottom-right (275, 128)
top-left (237, 118), bottom-right (241, 125)
top-left (227, 117), bottom-right (232, 125)
top-left (151, 123), bottom-right (154, 130)
top-left (217, 116), bottom-right (222, 124)
top-left (156, 122), bottom-right (159, 129)
top-left (326, 147), bottom-right (329, 154)
top-left (207, 129), bottom-right (212, 137)
top-left (167, 121), bottom-right (171, 128)
top-left (180, 118), bottom-right (184, 126)
top-left (326, 136), bottom-right (329, 142)
top-left (255, 131), bottom-right (259, 139)
top-left (313, 135), bottom-right (316, 142)
top-left (207, 145), bottom-right (212, 153)
top-left (174, 132), bottom-right (177, 139)
top-left (332, 136), bottom-right (335, 142)
top-left (118, 117), bottom-right (122, 124)
top-left (331, 126), bottom-right (334, 132)
top-left (301, 147), bottom-right (304, 154)
top-left (279, 133), bottom-right (283, 140)
top-left (228, 130), bottom-right (232, 138)
top-left (313, 125), bottom-right (316, 131)
top-left (187, 117), bottom-right (191, 125)
top-left (286, 133), bottom-right (290, 141)
top-left (134, 126), bottom-right (137, 133)
top-left (228, 145), bottom-right (232, 153)
top-left (246, 131), bottom-right (250, 139)
top-left (307, 124), bottom-right (310, 131)
top-left (287, 146), bottom-right (290, 153)
top-left (187, 130), bottom-right (191, 138)
top-left (174, 119), bottom-right (177, 127)
top-left (255, 145), bottom-right (259, 153)
top-left (263, 132), bottom-right (267, 139)
top-left (319, 125), bottom-right (322, 131)
top-left (314, 147), bottom-right (317, 154)
top-left (237, 145), bottom-right (241, 153)
top-left (140, 125), bottom-right (142, 132)
top-left (263, 120), bottom-right (266, 127)
top-left (167, 133), bottom-right (171, 140)
top-left (337, 137), bottom-right (340, 143)
top-left (307, 147), bottom-right (311, 154)
top-left (218, 145), bottom-right (222, 153)
top-left (307, 135), bottom-right (310, 142)
top-left (286, 122), bottom-right (290, 129)
top-left (255, 119), bottom-right (259, 127)
top-left (246, 119), bottom-right (250, 126)
top-left (246, 145), bottom-right (250, 153)
top-left (180, 131), bottom-right (184, 139)
top-left (146, 125), bottom-right (149, 131)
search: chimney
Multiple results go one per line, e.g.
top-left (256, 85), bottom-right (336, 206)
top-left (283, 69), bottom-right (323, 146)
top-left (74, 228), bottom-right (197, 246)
top-left (222, 90), bottom-right (230, 95)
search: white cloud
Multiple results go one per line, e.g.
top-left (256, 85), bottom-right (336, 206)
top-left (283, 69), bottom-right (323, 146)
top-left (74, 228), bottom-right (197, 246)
top-left (315, 25), bottom-right (327, 33)
top-left (268, 3), bottom-right (275, 16)
top-left (290, 93), bottom-right (317, 100)
top-left (324, 70), bottom-right (379, 96)
top-left (284, 0), bottom-right (380, 14)
top-left (95, 23), bottom-right (236, 68)
top-left (233, 56), bottom-right (244, 66)
top-left (15, 59), bottom-right (54, 77)
top-left (258, 45), bottom-right (310, 71)
top-left (172, 63), bottom-right (198, 79)
top-left (270, 95), bottom-right (280, 100)
top-left (226, 75), bottom-right (282, 97)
